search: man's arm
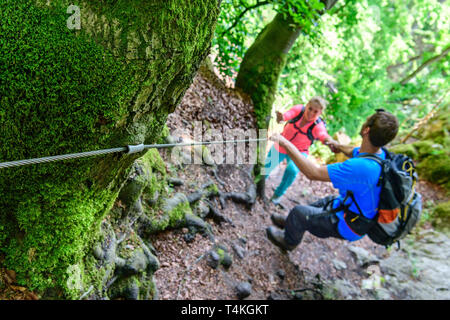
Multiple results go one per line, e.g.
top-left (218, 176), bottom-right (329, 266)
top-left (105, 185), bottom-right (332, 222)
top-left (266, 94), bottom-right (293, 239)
top-left (337, 144), bottom-right (355, 158)
top-left (323, 136), bottom-right (339, 153)
top-left (270, 134), bottom-right (331, 182)
top-left (311, 122), bottom-right (339, 153)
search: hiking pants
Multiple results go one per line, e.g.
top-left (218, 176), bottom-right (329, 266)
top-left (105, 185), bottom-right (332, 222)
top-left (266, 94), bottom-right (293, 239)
top-left (284, 196), bottom-right (344, 246)
top-left (263, 145), bottom-right (306, 198)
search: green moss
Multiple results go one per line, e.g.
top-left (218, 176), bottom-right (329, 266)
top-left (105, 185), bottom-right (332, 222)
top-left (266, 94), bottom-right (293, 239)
top-left (138, 149), bottom-right (169, 207)
top-left (143, 193), bottom-right (192, 233)
top-left (235, 13), bottom-right (299, 130)
top-left (0, 0), bottom-right (219, 298)
top-left (168, 201), bottom-right (192, 228)
top-left (412, 140), bottom-right (443, 160)
top-left (430, 201), bottom-right (450, 232)
top-left (118, 149), bottom-right (168, 208)
top-left (417, 152), bottom-right (450, 192)
top-left (82, 255), bottom-right (107, 296)
top-left (117, 235), bottom-right (142, 261)
top-left (0, 1), bottom-right (137, 297)
top-left (3, 188), bottom-right (116, 298)
top-left (206, 183), bottom-right (220, 196)
top-left (139, 149), bottom-right (167, 176)
top-left (108, 271), bottom-right (156, 300)
top-left (108, 275), bottom-right (140, 300)
top-left (389, 143), bottom-right (418, 160)
top-left (237, 56), bottom-right (287, 129)
top-left (216, 248), bottom-right (225, 260)
top-left (158, 125), bottom-right (171, 144)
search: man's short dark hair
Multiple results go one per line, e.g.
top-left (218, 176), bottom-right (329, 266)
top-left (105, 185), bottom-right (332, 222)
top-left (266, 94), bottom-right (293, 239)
top-left (365, 110), bottom-right (399, 147)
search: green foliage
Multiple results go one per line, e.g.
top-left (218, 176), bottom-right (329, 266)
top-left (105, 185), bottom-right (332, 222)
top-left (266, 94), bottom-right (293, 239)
top-left (213, 0), bottom-right (274, 77)
top-left (430, 201), bottom-right (450, 231)
top-left (277, 0), bottom-right (449, 138)
top-left (0, 0), bottom-right (137, 297)
top-left (0, 0), bottom-right (220, 298)
top-left (214, 0), bottom-right (449, 139)
top-left (274, 0), bottom-right (325, 34)
top-left (213, 0), bottom-right (329, 78)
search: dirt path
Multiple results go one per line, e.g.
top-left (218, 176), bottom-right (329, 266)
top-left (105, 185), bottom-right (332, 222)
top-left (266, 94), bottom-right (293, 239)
top-left (151, 69), bottom-right (449, 300)
top-left (1, 66), bottom-right (448, 301)
top-left (151, 158), bottom-right (448, 300)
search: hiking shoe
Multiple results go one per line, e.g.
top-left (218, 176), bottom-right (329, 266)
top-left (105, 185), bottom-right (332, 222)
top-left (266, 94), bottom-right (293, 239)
top-left (271, 195), bottom-right (283, 205)
top-left (270, 213), bottom-right (287, 229)
top-left (266, 226), bottom-right (295, 251)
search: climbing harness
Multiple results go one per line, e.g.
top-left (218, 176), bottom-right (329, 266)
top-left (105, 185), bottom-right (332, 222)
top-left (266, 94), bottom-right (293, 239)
top-left (0, 138), bottom-right (267, 169)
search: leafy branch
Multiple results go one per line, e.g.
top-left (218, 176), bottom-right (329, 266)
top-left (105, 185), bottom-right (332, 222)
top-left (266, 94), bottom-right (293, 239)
top-left (220, 0), bottom-right (272, 36)
top-left (400, 45), bottom-right (450, 85)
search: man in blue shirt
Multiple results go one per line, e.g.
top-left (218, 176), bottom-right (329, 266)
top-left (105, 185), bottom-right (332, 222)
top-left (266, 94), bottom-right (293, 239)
top-left (266, 110), bottom-right (399, 251)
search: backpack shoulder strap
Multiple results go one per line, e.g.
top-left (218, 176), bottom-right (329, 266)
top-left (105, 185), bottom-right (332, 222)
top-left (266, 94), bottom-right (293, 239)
top-left (306, 117), bottom-right (325, 142)
top-left (356, 153), bottom-right (383, 165)
top-left (287, 105), bottom-right (305, 124)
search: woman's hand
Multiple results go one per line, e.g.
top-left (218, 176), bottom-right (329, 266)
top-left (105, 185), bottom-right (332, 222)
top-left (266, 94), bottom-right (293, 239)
top-left (275, 111), bottom-right (284, 123)
top-left (324, 139), bottom-right (340, 153)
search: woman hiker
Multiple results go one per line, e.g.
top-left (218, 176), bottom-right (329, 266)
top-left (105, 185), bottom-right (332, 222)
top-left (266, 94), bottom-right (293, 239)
top-left (263, 96), bottom-right (338, 204)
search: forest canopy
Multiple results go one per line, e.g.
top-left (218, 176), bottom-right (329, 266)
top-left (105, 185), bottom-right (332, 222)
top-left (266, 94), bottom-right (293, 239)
top-left (213, 0), bottom-right (449, 138)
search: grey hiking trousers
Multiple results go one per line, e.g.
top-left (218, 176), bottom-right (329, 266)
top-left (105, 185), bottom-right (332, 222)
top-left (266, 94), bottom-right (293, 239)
top-left (284, 195), bottom-right (344, 246)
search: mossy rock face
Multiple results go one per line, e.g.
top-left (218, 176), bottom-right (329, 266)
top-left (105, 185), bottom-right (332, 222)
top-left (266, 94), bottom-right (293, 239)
top-left (417, 153), bottom-right (450, 192)
top-left (412, 140), bottom-right (443, 160)
top-left (389, 144), bottom-right (418, 160)
top-left (388, 140), bottom-right (444, 162)
top-left (430, 201), bottom-right (450, 233)
top-left (108, 276), bottom-right (141, 300)
top-left (393, 107), bottom-right (450, 193)
top-left (0, 0), bottom-right (219, 298)
top-left (417, 111), bottom-right (450, 147)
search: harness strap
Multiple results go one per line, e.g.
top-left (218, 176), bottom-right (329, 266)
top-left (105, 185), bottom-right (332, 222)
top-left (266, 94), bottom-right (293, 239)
top-left (284, 106), bottom-right (323, 150)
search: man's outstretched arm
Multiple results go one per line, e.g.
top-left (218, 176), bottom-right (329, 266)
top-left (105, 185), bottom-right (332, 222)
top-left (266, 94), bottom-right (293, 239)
top-left (270, 134), bottom-right (331, 182)
top-left (322, 136), bottom-right (339, 153)
top-left (336, 144), bottom-right (355, 158)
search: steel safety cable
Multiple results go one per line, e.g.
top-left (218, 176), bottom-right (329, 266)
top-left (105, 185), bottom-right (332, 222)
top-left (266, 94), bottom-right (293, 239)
top-left (0, 138), bottom-right (267, 169)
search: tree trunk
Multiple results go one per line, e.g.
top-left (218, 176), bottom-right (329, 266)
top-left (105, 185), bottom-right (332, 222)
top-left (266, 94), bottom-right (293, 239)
top-left (235, 12), bottom-right (301, 130)
top-left (0, 0), bottom-right (219, 298)
top-left (235, 1), bottom-right (337, 198)
top-left (234, 12), bottom-right (301, 199)
top-left (235, 0), bottom-right (338, 130)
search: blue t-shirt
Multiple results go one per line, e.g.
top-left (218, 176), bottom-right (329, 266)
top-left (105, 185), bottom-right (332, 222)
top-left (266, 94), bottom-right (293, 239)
top-left (326, 147), bottom-right (385, 241)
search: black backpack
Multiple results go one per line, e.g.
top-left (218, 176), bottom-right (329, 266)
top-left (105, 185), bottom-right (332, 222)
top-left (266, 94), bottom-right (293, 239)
top-left (356, 149), bottom-right (422, 247)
